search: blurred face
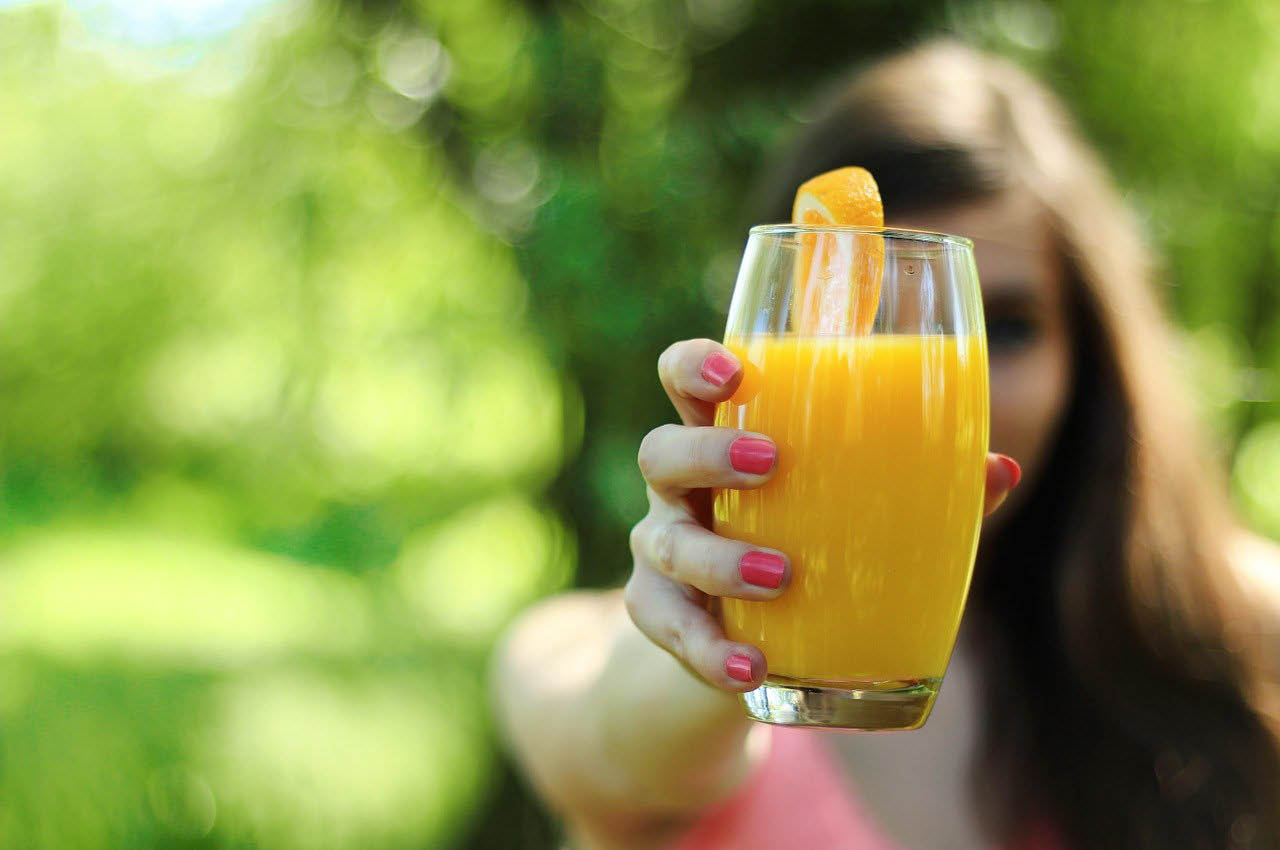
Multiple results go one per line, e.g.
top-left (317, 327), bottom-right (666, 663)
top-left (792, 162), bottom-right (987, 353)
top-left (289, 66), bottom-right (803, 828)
top-left (893, 187), bottom-right (1074, 523)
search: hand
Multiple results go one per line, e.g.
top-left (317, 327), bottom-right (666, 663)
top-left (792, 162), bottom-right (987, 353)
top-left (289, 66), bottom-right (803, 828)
top-left (627, 338), bottom-right (1021, 693)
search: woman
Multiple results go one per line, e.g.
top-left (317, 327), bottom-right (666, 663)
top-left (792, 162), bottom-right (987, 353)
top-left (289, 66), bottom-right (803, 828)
top-left (493, 40), bottom-right (1280, 850)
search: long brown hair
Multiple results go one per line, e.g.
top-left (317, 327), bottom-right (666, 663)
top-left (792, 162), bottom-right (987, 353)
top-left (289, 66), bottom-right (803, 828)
top-left (757, 40), bottom-right (1280, 850)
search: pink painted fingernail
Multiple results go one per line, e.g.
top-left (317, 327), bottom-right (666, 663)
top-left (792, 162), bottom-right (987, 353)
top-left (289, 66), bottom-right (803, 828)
top-left (726, 654), bottom-right (756, 683)
top-left (740, 551), bottom-right (786, 589)
top-left (999, 455), bottom-right (1022, 489)
top-left (700, 352), bottom-right (739, 387)
top-left (729, 438), bottom-right (775, 474)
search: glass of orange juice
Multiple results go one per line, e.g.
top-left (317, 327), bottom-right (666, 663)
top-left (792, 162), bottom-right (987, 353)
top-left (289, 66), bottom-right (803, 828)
top-left (714, 224), bottom-right (988, 730)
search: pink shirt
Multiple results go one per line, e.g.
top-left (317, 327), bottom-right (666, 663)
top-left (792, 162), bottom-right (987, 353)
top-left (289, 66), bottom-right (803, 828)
top-left (670, 727), bottom-right (1065, 850)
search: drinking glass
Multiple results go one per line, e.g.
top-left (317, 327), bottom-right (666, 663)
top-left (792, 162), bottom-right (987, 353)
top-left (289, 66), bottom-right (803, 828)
top-left (713, 224), bottom-right (988, 730)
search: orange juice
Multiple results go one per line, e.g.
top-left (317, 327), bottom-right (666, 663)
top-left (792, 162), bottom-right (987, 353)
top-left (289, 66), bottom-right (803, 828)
top-left (714, 334), bottom-right (988, 685)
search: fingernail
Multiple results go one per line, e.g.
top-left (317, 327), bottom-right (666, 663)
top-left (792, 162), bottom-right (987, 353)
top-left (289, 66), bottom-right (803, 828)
top-left (729, 438), bottom-right (775, 474)
top-left (701, 352), bottom-right (739, 387)
top-left (999, 455), bottom-right (1022, 489)
top-left (740, 551), bottom-right (786, 589)
top-left (726, 653), bottom-right (757, 683)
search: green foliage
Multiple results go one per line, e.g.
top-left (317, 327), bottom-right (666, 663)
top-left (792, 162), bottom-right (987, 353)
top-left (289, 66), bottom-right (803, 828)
top-left (1, 0), bottom-right (1279, 848)
top-left (0, 1), bottom-right (568, 847)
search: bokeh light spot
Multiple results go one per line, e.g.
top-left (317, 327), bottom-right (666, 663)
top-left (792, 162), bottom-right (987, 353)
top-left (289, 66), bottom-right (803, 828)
top-left (395, 496), bottom-right (574, 643)
top-left (144, 332), bottom-right (288, 440)
top-left (201, 670), bottom-right (486, 850)
top-left (0, 529), bottom-right (374, 667)
top-left (1234, 421), bottom-right (1280, 537)
top-left (376, 32), bottom-right (451, 102)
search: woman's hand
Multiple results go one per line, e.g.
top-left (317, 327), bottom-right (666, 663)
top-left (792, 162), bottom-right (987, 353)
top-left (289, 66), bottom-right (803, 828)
top-left (627, 338), bottom-right (1022, 693)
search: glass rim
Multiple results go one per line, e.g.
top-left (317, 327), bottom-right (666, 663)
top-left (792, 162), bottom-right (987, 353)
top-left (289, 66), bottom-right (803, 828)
top-left (749, 223), bottom-right (974, 248)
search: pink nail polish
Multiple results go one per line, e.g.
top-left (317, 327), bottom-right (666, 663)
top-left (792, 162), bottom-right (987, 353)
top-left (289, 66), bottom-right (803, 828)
top-left (1000, 456), bottom-right (1022, 489)
top-left (740, 551), bottom-right (786, 589)
top-left (726, 654), bottom-right (756, 683)
top-left (729, 438), bottom-right (775, 474)
top-left (701, 352), bottom-right (739, 387)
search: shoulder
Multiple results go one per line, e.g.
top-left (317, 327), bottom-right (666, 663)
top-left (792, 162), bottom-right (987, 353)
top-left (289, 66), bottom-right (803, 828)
top-left (490, 590), bottom-right (632, 842)
top-left (1225, 530), bottom-right (1280, 662)
top-left (492, 589), bottom-right (625, 728)
top-left (498, 589), bottom-right (625, 672)
top-left (1227, 531), bottom-right (1280, 614)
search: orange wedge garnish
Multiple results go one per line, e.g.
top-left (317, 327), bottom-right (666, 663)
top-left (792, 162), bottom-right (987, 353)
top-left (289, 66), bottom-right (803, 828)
top-left (791, 166), bottom-right (884, 335)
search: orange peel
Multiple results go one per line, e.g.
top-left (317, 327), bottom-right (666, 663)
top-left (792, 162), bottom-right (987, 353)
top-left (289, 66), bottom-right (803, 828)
top-left (791, 167), bottom-right (884, 335)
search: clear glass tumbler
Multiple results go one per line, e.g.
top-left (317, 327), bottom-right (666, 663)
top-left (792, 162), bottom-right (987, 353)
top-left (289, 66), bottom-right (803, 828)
top-left (714, 224), bottom-right (988, 730)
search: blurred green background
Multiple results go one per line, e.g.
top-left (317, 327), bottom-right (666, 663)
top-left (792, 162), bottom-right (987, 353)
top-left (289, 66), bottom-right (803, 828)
top-left (1, 0), bottom-right (1278, 847)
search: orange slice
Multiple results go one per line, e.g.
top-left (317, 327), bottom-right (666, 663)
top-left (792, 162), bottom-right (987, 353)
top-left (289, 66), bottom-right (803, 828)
top-left (791, 166), bottom-right (884, 335)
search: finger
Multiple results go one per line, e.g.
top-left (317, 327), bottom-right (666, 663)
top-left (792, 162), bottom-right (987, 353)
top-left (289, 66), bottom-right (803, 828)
top-left (631, 518), bottom-right (790, 601)
top-left (984, 453), bottom-right (1022, 516)
top-left (623, 565), bottom-right (766, 692)
top-left (638, 424), bottom-right (777, 493)
top-left (658, 339), bottom-right (743, 426)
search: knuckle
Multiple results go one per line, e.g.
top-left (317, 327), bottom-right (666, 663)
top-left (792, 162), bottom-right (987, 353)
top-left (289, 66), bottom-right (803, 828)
top-left (690, 537), bottom-right (723, 591)
top-left (659, 617), bottom-right (688, 660)
top-left (628, 519), bottom-right (647, 560)
top-left (622, 574), bottom-right (642, 619)
top-left (636, 431), bottom-right (658, 480)
top-left (657, 343), bottom-right (681, 383)
top-left (676, 611), bottom-right (712, 662)
top-left (636, 424), bottom-right (678, 481)
top-left (676, 533), bottom-right (710, 588)
top-left (650, 522), bottom-right (678, 574)
top-left (685, 429), bottom-right (720, 478)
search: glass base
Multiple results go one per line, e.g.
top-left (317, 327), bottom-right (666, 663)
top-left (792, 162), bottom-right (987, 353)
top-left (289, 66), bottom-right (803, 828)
top-left (741, 675), bottom-right (941, 730)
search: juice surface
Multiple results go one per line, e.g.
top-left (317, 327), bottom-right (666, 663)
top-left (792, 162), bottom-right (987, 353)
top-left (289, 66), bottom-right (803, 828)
top-left (714, 334), bottom-right (988, 684)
